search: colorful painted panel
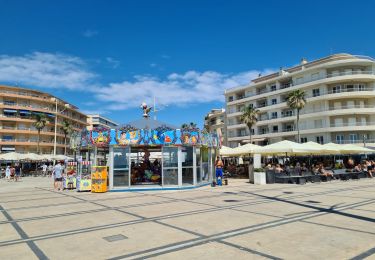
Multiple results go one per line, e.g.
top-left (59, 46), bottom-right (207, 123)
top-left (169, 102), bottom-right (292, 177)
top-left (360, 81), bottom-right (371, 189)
top-left (90, 127), bottom-right (111, 147)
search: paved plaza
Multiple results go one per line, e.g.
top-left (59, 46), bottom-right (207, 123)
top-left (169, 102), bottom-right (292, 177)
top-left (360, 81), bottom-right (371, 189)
top-left (0, 177), bottom-right (374, 259)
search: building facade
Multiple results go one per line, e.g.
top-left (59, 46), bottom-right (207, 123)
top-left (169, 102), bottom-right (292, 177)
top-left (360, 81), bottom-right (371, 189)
top-left (204, 108), bottom-right (227, 146)
top-left (87, 114), bottom-right (118, 130)
top-left (0, 85), bottom-right (88, 154)
top-left (225, 54), bottom-right (375, 147)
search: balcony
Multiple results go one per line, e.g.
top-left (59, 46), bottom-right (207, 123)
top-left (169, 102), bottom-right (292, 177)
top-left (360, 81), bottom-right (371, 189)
top-left (227, 70), bottom-right (375, 103)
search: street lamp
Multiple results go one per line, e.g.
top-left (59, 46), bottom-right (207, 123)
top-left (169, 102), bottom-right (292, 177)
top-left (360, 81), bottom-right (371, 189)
top-left (51, 97), bottom-right (70, 158)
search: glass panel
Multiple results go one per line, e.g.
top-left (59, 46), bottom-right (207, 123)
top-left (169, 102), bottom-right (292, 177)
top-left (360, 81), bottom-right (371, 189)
top-left (182, 167), bottom-right (194, 185)
top-left (201, 147), bottom-right (209, 182)
top-left (113, 147), bottom-right (130, 186)
top-left (163, 168), bottom-right (178, 185)
top-left (162, 146), bottom-right (178, 186)
top-left (210, 148), bottom-right (216, 182)
top-left (162, 147), bottom-right (178, 168)
top-left (181, 146), bottom-right (193, 167)
top-left (196, 147), bottom-right (201, 183)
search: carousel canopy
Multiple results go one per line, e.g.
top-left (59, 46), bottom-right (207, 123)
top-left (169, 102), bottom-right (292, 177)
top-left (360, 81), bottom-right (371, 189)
top-left (116, 118), bottom-right (177, 130)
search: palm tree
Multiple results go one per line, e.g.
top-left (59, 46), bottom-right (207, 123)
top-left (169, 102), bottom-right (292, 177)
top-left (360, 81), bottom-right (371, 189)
top-left (181, 123), bottom-right (189, 130)
top-left (287, 89), bottom-right (306, 143)
top-left (189, 122), bottom-right (197, 129)
top-left (240, 105), bottom-right (259, 144)
top-left (32, 114), bottom-right (49, 154)
top-left (61, 120), bottom-right (73, 155)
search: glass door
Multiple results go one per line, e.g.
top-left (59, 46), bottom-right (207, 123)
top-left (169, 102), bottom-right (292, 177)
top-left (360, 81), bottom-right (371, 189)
top-left (181, 146), bottom-right (194, 185)
top-left (196, 147), bottom-right (202, 183)
top-left (162, 146), bottom-right (178, 185)
top-left (113, 147), bottom-right (130, 187)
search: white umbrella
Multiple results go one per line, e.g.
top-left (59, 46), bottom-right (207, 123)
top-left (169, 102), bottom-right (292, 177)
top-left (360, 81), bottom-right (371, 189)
top-left (229, 143), bottom-right (261, 156)
top-left (219, 146), bottom-right (235, 156)
top-left (50, 155), bottom-right (74, 161)
top-left (255, 140), bottom-right (321, 156)
top-left (301, 141), bottom-right (340, 155)
top-left (22, 153), bottom-right (45, 161)
top-left (339, 144), bottom-right (374, 154)
top-left (0, 152), bottom-right (27, 161)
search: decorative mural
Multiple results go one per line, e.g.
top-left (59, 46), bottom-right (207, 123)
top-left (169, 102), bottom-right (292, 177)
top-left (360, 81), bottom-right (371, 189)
top-left (83, 124), bottom-right (219, 148)
top-left (90, 126), bottom-right (111, 147)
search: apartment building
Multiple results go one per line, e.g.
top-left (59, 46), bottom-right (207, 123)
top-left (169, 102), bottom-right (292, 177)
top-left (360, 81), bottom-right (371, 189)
top-left (225, 54), bottom-right (375, 148)
top-left (0, 85), bottom-right (88, 154)
top-left (87, 114), bottom-right (118, 130)
top-left (204, 108), bottom-right (226, 146)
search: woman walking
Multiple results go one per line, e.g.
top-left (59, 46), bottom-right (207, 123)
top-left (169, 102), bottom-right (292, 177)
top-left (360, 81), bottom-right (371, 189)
top-left (5, 165), bottom-right (11, 181)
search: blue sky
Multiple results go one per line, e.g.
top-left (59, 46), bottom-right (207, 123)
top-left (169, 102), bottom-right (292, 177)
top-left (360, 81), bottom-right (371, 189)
top-left (1, 0), bottom-right (375, 128)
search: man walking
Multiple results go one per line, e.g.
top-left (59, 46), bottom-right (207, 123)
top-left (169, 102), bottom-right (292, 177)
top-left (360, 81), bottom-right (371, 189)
top-left (53, 162), bottom-right (63, 191)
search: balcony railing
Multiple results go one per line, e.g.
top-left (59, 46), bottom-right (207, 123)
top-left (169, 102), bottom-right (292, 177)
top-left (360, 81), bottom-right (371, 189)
top-left (227, 70), bottom-right (375, 102)
top-left (0, 139), bottom-right (65, 144)
top-left (227, 87), bottom-right (375, 115)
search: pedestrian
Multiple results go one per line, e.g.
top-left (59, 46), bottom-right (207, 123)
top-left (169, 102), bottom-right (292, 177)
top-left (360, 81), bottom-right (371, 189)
top-left (48, 164), bottom-right (53, 177)
top-left (5, 165), bottom-right (11, 181)
top-left (14, 164), bottom-right (21, 182)
top-left (215, 156), bottom-right (224, 186)
top-left (53, 162), bottom-right (63, 191)
top-left (10, 165), bottom-right (15, 181)
top-left (42, 163), bottom-right (48, 177)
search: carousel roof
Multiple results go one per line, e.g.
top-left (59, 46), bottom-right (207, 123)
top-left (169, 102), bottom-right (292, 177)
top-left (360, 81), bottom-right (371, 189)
top-left (116, 118), bottom-right (178, 130)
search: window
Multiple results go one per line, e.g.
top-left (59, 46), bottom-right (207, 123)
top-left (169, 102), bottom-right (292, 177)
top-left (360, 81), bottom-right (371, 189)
top-left (333, 85), bottom-right (341, 93)
top-left (311, 72), bottom-right (319, 80)
top-left (349, 134), bottom-right (358, 144)
top-left (249, 103), bottom-right (254, 108)
top-left (336, 135), bottom-right (344, 144)
top-left (301, 137), bottom-right (307, 143)
top-left (270, 85), bottom-right (277, 91)
top-left (272, 125), bottom-right (278, 133)
top-left (346, 85), bottom-right (354, 92)
top-left (271, 112), bottom-right (277, 119)
top-left (282, 110), bottom-right (293, 117)
top-left (2, 135), bottom-right (13, 141)
top-left (295, 77), bottom-right (304, 84)
top-left (358, 84), bottom-right (365, 91)
top-left (271, 99), bottom-right (277, 105)
top-left (316, 136), bottom-right (324, 144)
top-left (228, 96), bottom-right (234, 102)
top-left (312, 89), bottom-right (320, 97)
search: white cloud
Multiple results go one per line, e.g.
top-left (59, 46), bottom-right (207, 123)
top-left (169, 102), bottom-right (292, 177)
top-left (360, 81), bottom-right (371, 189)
top-left (95, 69), bottom-right (275, 110)
top-left (83, 30), bottom-right (98, 38)
top-left (106, 57), bottom-right (120, 68)
top-left (0, 52), bottom-right (96, 90)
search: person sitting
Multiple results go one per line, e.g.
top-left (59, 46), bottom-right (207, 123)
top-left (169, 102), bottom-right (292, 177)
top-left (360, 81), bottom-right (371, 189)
top-left (301, 163), bottom-right (308, 174)
top-left (353, 163), bottom-right (362, 172)
top-left (274, 164), bottom-right (284, 174)
top-left (366, 160), bottom-right (374, 178)
top-left (318, 164), bottom-right (334, 177)
top-left (294, 162), bottom-right (302, 176)
top-left (312, 164), bottom-right (320, 175)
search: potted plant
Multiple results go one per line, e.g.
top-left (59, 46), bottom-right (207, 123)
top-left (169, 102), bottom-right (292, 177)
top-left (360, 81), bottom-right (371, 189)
top-left (253, 167), bottom-right (266, 185)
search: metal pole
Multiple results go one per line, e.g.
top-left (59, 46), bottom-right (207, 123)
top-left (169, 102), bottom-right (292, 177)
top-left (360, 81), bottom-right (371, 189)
top-left (53, 99), bottom-right (58, 160)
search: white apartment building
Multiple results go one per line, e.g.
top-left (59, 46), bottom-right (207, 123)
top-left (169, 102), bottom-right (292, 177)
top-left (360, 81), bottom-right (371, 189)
top-left (87, 114), bottom-right (118, 130)
top-left (204, 108), bottom-right (226, 146)
top-left (225, 54), bottom-right (375, 148)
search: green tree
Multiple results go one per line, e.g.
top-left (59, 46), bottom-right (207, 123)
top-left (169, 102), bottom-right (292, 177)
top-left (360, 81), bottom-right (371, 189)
top-left (32, 114), bottom-right (49, 154)
top-left (240, 105), bottom-right (259, 144)
top-left (61, 120), bottom-right (73, 155)
top-left (287, 89), bottom-right (306, 143)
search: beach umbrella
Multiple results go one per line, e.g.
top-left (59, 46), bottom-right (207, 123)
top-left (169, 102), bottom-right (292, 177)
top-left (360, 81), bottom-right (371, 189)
top-left (339, 144), bottom-right (374, 154)
top-left (50, 154), bottom-right (74, 161)
top-left (255, 140), bottom-right (321, 156)
top-left (22, 153), bottom-right (45, 161)
top-left (0, 152), bottom-right (31, 161)
top-left (219, 146), bottom-right (235, 156)
top-left (229, 143), bottom-right (261, 156)
top-left (301, 141), bottom-right (340, 155)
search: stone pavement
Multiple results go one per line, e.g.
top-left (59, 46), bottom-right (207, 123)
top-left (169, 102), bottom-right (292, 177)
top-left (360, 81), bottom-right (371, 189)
top-left (0, 177), bottom-right (374, 260)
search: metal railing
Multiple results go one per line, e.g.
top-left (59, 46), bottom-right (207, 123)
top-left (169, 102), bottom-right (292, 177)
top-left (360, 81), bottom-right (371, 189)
top-left (227, 87), bottom-right (375, 114)
top-left (228, 70), bottom-right (375, 102)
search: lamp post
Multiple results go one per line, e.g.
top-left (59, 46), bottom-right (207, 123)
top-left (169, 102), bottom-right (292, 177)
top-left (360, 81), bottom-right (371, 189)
top-left (51, 98), bottom-right (70, 158)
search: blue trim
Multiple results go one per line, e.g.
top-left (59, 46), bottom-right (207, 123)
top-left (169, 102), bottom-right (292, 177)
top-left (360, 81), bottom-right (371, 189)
top-left (109, 182), bottom-right (210, 192)
top-left (19, 110), bottom-right (31, 114)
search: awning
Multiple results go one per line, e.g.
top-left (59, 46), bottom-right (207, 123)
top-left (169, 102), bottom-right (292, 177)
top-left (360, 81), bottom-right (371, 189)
top-left (19, 110), bottom-right (31, 114)
top-left (1, 147), bottom-right (16, 151)
top-left (46, 113), bottom-right (55, 117)
top-left (3, 109), bottom-right (17, 113)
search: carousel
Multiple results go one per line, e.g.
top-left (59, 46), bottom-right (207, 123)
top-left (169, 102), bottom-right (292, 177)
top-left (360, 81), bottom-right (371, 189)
top-left (80, 103), bottom-right (220, 191)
